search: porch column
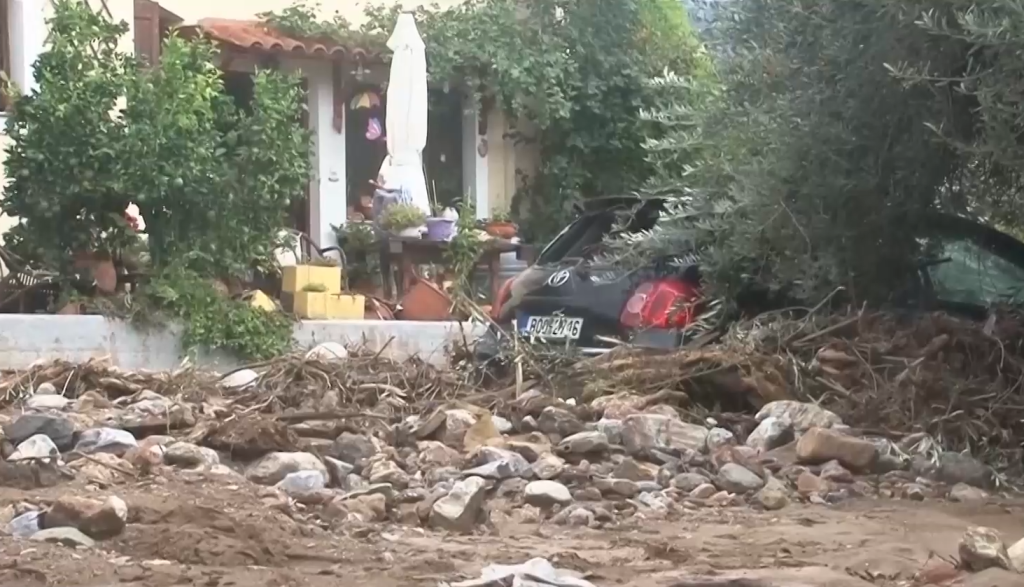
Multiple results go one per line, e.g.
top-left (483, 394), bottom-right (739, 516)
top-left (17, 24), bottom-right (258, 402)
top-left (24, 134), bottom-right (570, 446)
top-left (305, 61), bottom-right (347, 246)
top-left (8, 0), bottom-right (46, 95)
top-left (462, 99), bottom-right (489, 219)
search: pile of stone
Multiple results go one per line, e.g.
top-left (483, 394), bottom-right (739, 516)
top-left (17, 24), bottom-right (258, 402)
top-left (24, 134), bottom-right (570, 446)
top-left (0, 371), bottom-right (1011, 563)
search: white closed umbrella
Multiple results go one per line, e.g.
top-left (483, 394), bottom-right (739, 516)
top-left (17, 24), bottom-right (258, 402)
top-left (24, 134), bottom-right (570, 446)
top-left (379, 13), bottom-right (430, 216)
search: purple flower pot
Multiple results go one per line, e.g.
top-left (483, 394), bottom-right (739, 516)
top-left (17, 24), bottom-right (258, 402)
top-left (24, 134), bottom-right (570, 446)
top-left (425, 217), bottom-right (456, 241)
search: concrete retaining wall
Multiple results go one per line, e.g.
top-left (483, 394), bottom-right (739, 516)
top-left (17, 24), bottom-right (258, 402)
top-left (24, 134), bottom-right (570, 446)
top-left (0, 315), bottom-right (485, 371)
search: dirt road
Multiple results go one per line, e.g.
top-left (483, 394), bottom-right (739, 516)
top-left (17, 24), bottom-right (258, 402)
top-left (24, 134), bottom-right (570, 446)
top-left (2, 471), bottom-right (1022, 587)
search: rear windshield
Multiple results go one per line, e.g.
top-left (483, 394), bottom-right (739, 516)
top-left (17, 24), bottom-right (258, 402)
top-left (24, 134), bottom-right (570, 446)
top-left (536, 200), bottom-right (663, 264)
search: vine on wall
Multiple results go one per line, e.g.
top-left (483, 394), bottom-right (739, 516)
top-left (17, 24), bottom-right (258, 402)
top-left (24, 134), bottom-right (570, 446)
top-left (261, 0), bottom-right (712, 242)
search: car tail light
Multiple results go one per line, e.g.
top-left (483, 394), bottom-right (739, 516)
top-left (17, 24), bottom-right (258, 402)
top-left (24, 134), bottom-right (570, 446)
top-left (620, 279), bottom-right (700, 329)
top-left (491, 277), bottom-right (515, 320)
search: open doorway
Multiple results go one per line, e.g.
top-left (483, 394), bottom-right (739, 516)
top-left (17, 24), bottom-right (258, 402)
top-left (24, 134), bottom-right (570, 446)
top-left (425, 89), bottom-right (464, 210)
top-left (220, 70), bottom-right (310, 234)
top-left (346, 83), bottom-right (387, 219)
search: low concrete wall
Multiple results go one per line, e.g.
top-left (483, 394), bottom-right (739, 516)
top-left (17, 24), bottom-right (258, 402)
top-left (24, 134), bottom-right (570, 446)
top-left (0, 315), bottom-right (485, 371)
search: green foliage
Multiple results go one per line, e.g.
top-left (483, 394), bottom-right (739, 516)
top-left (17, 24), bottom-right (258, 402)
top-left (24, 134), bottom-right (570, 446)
top-left (333, 222), bottom-right (380, 286)
top-left (443, 199), bottom-right (483, 296)
top-left (616, 0), bottom-right (1024, 305)
top-left (2, 0), bottom-right (306, 360)
top-left (262, 0), bottom-right (713, 243)
top-left (146, 267), bottom-right (294, 361)
top-left (1, 1), bottom-right (135, 271)
top-left (379, 203), bottom-right (427, 232)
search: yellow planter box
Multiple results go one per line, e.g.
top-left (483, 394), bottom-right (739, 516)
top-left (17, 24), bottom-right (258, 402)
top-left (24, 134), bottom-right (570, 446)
top-left (282, 265), bottom-right (341, 294)
top-left (328, 294), bottom-right (365, 320)
top-left (292, 292), bottom-right (365, 320)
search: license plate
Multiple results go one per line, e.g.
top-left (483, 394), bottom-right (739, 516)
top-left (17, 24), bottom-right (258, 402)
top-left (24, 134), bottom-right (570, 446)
top-left (518, 315), bottom-right (584, 340)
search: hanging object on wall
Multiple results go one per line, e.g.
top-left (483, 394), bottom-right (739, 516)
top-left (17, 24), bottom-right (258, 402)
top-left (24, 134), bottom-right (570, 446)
top-left (350, 91), bottom-right (381, 110)
top-left (366, 117), bottom-right (382, 141)
top-left (332, 61), bottom-right (345, 133)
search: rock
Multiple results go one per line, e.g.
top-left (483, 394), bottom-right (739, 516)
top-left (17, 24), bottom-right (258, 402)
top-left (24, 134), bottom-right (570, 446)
top-left (45, 495), bottom-right (128, 539)
top-left (593, 477), bottom-right (640, 498)
top-left (595, 419), bottom-right (623, 445)
top-left (27, 394), bottom-right (71, 410)
top-left (220, 369), bottom-right (259, 389)
top-left (613, 457), bottom-right (659, 482)
top-left (6, 510), bottom-right (43, 537)
top-left (715, 463), bottom-right (764, 493)
top-left (671, 472), bottom-right (710, 492)
top-left (689, 483), bottom-right (717, 499)
top-left (328, 493), bottom-right (387, 522)
top-left (819, 460), bottom-right (854, 483)
top-left (417, 441), bottom-right (463, 470)
top-left (558, 431), bottom-right (609, 454)
top-left (959, 526), bottom-right (1012, 572)
top-left (275, 470), bottom-right (327, 496)
top-left (1008, 536), bottom-right (1024, 573)
top-left (246, 452), bottom-right (327, 485)
top-left (532, 453), bottom-right (566, 480)
top-left (467, 447), bottom-right (532, 479)
top-left (903, 483), bottom-right (926, 501)
top-left (621, 414), bottom-right (709, 457)
top-left (115, 397), bottom-right (195, 432)
top-left (524, 480), bottom-right (573, 508)
top-left (505, 436), bottom-right (551, 462)
top-left (708, 490), bottom-right (738, 507)
top-left (71, 453), bottom-right (134, 485)
top-left (440, 409), bottom-right (478, 447)
top-left (745, 417), bottom-right (794, 452)
top-left (492, 416), bottom-right (513, 434)
top-left (34, 382), bottom-right (58, 395)
top-left (163, 442), bottom-right (220, 468)
top-left (756, 401), bottom-right (842, 432)
top-left (305, 341), bottom-right (348, 361)
top-left (3, 414), bottom-right (75, 450)
top-left (706, 427), bottom-right (736, 452)
top-left (31, 527), bottom-right (95, 548)
top-left (796, 427), bottom-right (877, 471)
top-left (430, 476), bottom-right (489, 533)
top-left (367, 459), bottom-right (410, 488)
top-left (567, 507), bottom-right (595, 527)
top-left (949, 482), bottom-right (990, 503)
top-left (73, 428), bottom-right (138, 456)
top-left (934, 452), bottom-right (995, 489)
top-left (755, 477), bottom-right (789, 510)
top-left (463, 412), bottom-right (504, 452)
top-left (328, 432), bottom-right (378, 472)
top-left (537, 406), bottom-right (585, 439)
top-left (9, 434), bottom-right (60, 462)
top-left (796, 471), bottom-right (830, 497)
top-left (592, 393), bottom-right (645, 419)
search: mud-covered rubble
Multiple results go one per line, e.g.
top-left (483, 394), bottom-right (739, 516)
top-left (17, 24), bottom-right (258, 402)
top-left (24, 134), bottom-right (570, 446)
top-left (2, 363), bottom-right (1022, 583)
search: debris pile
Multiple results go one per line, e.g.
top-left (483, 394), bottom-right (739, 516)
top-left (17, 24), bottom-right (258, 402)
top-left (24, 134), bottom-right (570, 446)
top-left (0, 311), bottom-right (1022, 585)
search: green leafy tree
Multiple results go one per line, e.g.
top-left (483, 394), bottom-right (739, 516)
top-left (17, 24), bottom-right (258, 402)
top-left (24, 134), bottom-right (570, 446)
top-left (1, 1), bottom-right (134, 271)
top-left (618, 0), bottom-right (1024, 304)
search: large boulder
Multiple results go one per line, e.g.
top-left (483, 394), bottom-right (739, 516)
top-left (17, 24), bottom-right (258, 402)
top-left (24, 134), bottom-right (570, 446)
top-left (795, 427), bottom-right (877, 471)
top-left (245, 452), bottom-right (327, 485)
top-left (755, 401), bottom-right (842, 432)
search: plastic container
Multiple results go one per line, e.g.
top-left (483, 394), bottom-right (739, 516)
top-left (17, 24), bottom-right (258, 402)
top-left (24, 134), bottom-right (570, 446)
top-left (425, 217), bottom-right (456, 241)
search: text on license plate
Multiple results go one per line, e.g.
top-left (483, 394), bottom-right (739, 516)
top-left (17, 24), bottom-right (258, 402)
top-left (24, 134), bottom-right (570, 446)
top-left (519, 315), bottom-right (584, 340)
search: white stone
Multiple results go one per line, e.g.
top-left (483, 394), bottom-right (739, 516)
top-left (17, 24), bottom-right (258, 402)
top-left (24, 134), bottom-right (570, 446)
top-left (746, 416), bottom-right (793, 452)
top-left (430, 476), bottom-right (489, 533)
top-left (74, 428), bottom-right (138, 456)
top-left (9, 434), bottom-right (59, 462)
top-left (706, 427), bottom-right (736, 451)
top-left (26, 394), bottom-right (70, 410)
top-left (275, 470), bottom-right (328, 496)
top-left (220, 369), bottom-right (259, 390)
top-left (305, 342), bottom-right (349, 361)
top-left (245, 452), bottom-right (327, 485)
top-left (755, 401), bottom-right (842, 432)
top-left (524, 480), bottom-right (572, 508)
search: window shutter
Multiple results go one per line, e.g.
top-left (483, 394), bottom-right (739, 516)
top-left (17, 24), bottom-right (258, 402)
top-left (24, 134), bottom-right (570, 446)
top-left (133, 0), bottom-right (160, 67)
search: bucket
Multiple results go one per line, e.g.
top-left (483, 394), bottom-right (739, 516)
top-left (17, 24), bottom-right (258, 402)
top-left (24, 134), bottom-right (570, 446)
top-left (425, 217), bottom-right (456, 241)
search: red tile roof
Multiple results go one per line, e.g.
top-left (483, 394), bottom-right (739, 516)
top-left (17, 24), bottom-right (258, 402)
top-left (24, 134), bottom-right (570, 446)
top-left (183, 18), bottom-right (386, 61)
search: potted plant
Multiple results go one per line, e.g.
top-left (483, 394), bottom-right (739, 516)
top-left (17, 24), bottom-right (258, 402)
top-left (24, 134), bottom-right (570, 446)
top-left (483, 209), bottom-right (517, 239)
top-left (379, 203), bottom-right (427, 238)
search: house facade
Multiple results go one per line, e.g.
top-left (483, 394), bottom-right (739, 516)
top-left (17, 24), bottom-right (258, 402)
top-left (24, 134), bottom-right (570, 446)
top-left (0, 0), bottom-right (533, 257)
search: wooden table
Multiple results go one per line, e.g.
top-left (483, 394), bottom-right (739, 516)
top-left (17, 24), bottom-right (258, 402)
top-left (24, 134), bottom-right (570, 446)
top-left (380, 236), bottom-right (520, 301)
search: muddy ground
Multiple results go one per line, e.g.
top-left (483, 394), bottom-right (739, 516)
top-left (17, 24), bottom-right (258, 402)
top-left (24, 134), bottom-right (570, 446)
top-left (2, 471), bottom-right (1022, 587)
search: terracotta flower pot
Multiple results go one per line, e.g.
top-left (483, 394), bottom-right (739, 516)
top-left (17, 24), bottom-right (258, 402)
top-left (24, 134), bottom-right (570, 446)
top-left (484, 221), bottom-right (517, 239)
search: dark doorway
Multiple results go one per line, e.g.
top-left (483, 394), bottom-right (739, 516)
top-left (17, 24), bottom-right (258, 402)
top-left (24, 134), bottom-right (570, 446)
top-left (425, 89), bottom-right (464, 209)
